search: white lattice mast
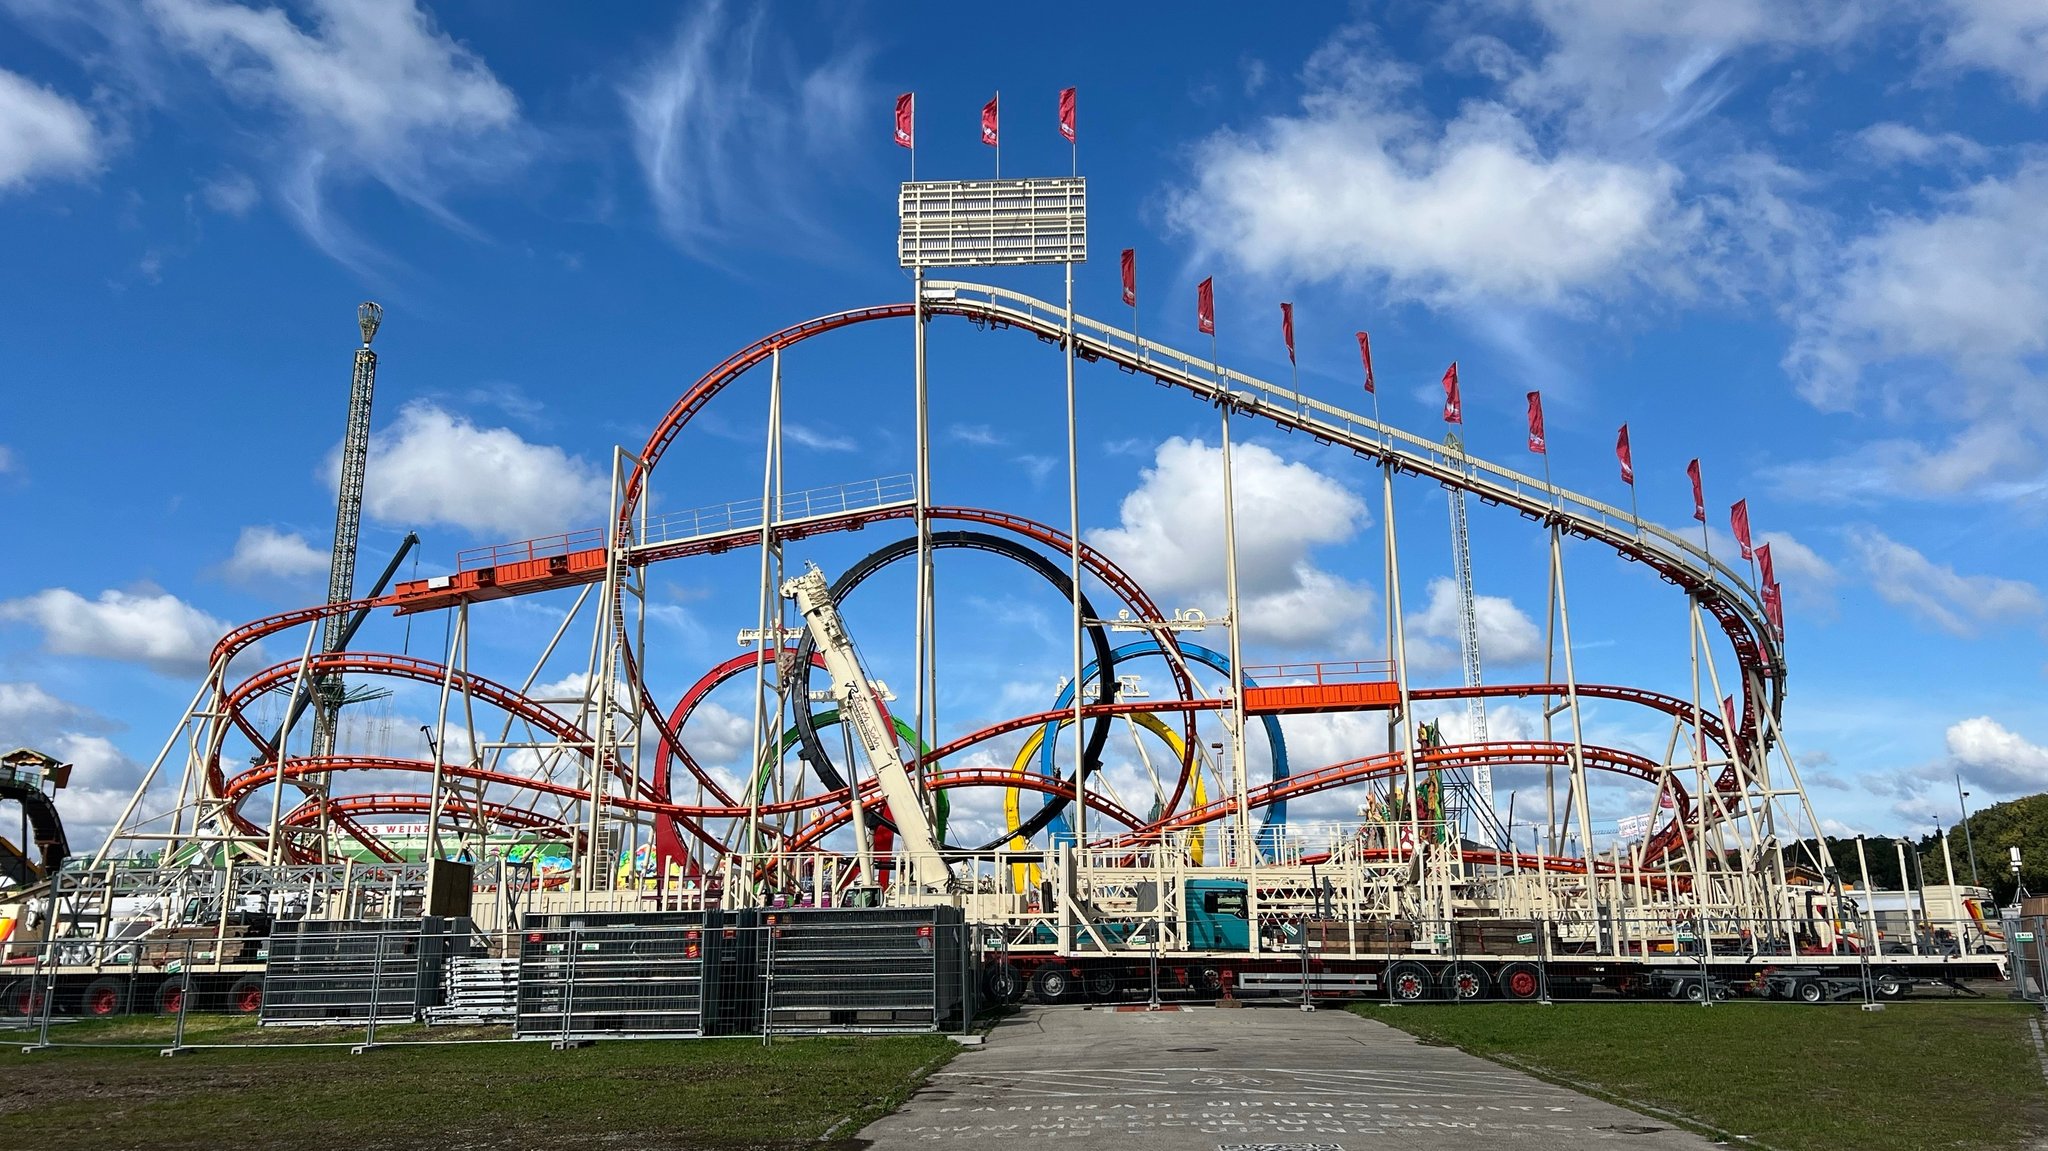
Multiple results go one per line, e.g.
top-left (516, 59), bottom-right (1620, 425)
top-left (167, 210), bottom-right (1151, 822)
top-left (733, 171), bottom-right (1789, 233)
top-left (312, 302), bottom-right (381, 761)
top-left (1445, 431), bottom-right (1493, 817)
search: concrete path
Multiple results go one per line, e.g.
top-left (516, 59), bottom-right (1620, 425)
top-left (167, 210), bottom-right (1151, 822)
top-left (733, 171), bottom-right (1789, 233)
top-left (857, 1004), bottom-right (1722, 1149)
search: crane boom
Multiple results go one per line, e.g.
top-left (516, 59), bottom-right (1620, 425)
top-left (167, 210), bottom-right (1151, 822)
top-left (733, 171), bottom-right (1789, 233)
top-left (312, 302), bottom-right (382, 761)
top-left (782, 563), bottom-right (950, 890)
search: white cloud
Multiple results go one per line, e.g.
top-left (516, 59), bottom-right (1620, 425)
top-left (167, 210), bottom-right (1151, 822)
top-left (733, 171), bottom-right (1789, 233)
top-left (0, 445), bottom-right (14, 473)
top-left (42, 733), bottom-right (149, 851)
top-left (224, 525), bottom-right (328, 582)
top-left (1483, 0), bottom-right (1860, 145)
top-left (1847, 527), bottom-right (2043, 636)
top-left (1756, 530), bottom-right (1840, 612)
top-left (0, 681), bottom-right (111, 746)
top-left (354, 401), bottom-right (607, 539)
top-left (0, 587), bottom-right (229, 675)
top-left (1166, 27), bottom-right (1683, 305)
top-left (1931, 0), bottom-right (2048, 102)
top-left (1789, 159), bottom-right (2048, 411)
top-left (136, 0), bottom-right (524, 266)
top-left (1765, 425), bottom-right (2048, 505)
top-left (1408, 577), bottom-right (1545, 670)
top-left (0, 67), bottom-right (98, 193)
top-left (784, 423), bottom-right (856, 452)
top-left (1853, 121), bottom-right (1989, 168)
top-left (1947, 716), bottom-right (2048, 792)
top-left (199, 168), bottom-right (258, 215)
top-left (1087, 437), bottom-right (1375, 648)
top-left (620, 0), bottom-right (870, 254)
top-left (948, 424), bottom-right (1006, 447)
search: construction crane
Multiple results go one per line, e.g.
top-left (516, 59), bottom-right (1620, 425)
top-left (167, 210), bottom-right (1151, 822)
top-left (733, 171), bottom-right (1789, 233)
top-left (782, 563), bottom-right (951, 891)
top-left (1445, 431), bottom-right (1499, 843)
top-left (311, 303), bottom-right (381, 762)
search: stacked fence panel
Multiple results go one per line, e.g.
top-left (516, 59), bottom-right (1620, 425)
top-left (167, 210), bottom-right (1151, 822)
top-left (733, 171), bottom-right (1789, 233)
top-left (260, 917), bottom-right (468, 1026)
top-left (764, 906), bottom-right (971, 1033)
top-left (514, 911), bottom-right (707, 1040)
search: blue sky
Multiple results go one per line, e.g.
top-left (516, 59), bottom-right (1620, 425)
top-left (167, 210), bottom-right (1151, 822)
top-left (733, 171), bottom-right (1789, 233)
top-left (2, 0), bottom-right (2046, 856)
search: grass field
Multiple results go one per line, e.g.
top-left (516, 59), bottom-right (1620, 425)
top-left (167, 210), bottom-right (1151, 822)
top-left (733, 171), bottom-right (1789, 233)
top-left (0, 1023), bottom-right (956, 1151)
top-left (1353, 1000), bottom-right (2048, 1151)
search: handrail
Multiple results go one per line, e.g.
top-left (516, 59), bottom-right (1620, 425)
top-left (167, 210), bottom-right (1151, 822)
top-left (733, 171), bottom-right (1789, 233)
top-left (927, 279), bottom-right (1772, 639)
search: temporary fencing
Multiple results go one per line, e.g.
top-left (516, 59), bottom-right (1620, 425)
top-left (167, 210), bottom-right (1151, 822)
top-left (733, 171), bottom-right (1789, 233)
top-left (0, 907), bottom-right (2025, 1054)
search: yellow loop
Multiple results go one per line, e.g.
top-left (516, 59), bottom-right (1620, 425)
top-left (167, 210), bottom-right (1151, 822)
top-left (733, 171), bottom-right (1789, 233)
top-left (1003, 711), bottom-right (1203, 890)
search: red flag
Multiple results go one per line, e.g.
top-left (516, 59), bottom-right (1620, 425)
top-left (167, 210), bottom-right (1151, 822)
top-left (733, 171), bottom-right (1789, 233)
top-left (1730, 499), bottom-right (1753, 561)
top-left (1119, 248), bottom-right (1135, 307)
top-left (1196, 277), bottom-right (1214, 336)
top-left (1762, 581), bottom-right (1785, 637)
top-left (1686, 458), bottom-right (1705, 523)
top-left (1441, 362), bottom-right (1462, 424)
top-left (894, 93), bottom-right (914, 148)
top-left (1280, 302), bottom-right (1295, 365)
top-left (1058, 87), bottom-right (1076, 143)
top-left (981, 94), bottom-right (999, 147)
top-left (1756, 542), bottom-right (1775, 589)
top-left (1526, 391), bottom-right (1546, 454)
top-left (1616, 424), bottom-right (1634, 486)
top-left (1356, 332), bottom-right (1375, 394)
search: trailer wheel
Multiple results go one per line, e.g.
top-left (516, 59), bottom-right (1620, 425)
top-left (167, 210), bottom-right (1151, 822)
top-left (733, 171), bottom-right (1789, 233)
top-left (984, 963), bottom-right (1024, 1005)
top-left (1875, 974), bottom-right (1906, 1000)
top-left (1196, 966), bottom-right (1224, 994)
top-left (228, 975), bottom-right (264, 1015)
top-left (1683, 980), bottom-right (1708, 1002)
top-left (1447, 962), bottom-right (1491, 1001)
top-left (1795, 980), bottom-right (1824, 1004)
top-left (1083, 967), bottom-right (1118, 1000)
top-left (1387, 962), bottom-right (1432, 1002)
top-left (1499, 962), bottom-right (1542, 1000)
top-left (155, 979), bottom-right (190, 1015)
top-left (0, 979), bottom-right (38, 1018)
top-left (81, 978), bottom-right (129, 1018)
top-left (1031, 966), bottom-right (1075, 1005)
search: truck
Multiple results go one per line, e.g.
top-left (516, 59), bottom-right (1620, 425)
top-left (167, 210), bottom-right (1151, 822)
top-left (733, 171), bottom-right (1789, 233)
top-left (949, 852), bottom-right (2008, 1006)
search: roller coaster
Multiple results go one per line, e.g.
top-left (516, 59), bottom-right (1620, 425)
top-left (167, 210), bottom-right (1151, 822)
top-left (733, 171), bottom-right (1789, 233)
top-left (12, 268), bottom-right (2004, 1011)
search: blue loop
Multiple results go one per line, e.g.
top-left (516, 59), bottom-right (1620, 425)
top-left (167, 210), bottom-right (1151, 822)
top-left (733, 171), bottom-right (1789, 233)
top-left (1034, 641), bottom-right (1288, 854)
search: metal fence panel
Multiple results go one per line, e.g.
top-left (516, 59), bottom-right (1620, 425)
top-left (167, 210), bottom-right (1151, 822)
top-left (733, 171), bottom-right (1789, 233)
top-left (515, 911), bottom-right (708, 1040)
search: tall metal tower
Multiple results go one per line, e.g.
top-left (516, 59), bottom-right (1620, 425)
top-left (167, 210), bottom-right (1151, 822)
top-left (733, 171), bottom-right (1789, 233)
top-left (311, 302), bottom-right (381, 761)
top-left (1445, 431), bottom-right (1494, 827)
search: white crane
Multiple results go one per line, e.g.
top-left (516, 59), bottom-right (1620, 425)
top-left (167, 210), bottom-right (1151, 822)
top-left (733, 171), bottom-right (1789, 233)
top-left (782, 563), bottom-right (951, 890)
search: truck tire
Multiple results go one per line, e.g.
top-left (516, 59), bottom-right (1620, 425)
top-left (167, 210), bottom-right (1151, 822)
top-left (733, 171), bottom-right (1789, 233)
top-left (155, 978), bottom-right (191, 1015)
top-left (1031, 966), bottom-right (1075, 1005)
top-left (1196, 966), bottom-right (1224, 995)
top-left (1875, 974), bottom-right (1906, 1000)
top-left (80, 978), bottom-right (130, 1018)
top-left (1446, 962), bottom-right (1491, 1001)
top-left (1683, 980), bottom-right (1707, 1002)
top-left (228, 975), bottom-right (265, 1015)
top-left (984, 963), bottom-right (1023, 1005)
top-left (1083, 967), bottom-right (1118, 1001)
top-left (1499, 962), bottom-right (1542, 1000)
top-left (1386, 962), bottom-right (1432, 1002)
top-left (0, 979), bottom-right (36, 1018)
top-left (1796, 980), bottom-right (1824, 1004)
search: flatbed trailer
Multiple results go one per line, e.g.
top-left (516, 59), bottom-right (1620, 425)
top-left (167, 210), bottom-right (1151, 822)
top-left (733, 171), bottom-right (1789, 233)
top-left (954, 867), bottom-right (2008, 1005)
top-left (978, 944), bottom-right (2001, 1004)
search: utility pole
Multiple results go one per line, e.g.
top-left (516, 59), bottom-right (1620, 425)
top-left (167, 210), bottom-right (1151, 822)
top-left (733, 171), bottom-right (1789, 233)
top-left (1956, 774), bottom-right (1980, 887)
top-left (312, 303), bottom-right (381, 761)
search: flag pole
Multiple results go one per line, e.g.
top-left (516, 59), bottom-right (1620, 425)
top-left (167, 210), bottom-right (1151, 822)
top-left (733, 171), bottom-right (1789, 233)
top-left (910, 93), bottom-right (916, 183)
top-left (995, 90), bottom-right (1001, 180)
